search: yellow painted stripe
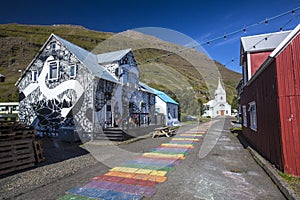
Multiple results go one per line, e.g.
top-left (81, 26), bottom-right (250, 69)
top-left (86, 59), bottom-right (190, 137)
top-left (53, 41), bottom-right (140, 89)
top-left (180, 134), bottom-right (203, 136)
top-left (171, 138), bottom-right (199, 141)
top-left (110, 166), bottom-right (167, 176)
top-left (143, 152), bottom-right (185, 159)
top-left (110, 167), bottom-right (138, 173)
top-left (161, 143), bottom-right (194, 148)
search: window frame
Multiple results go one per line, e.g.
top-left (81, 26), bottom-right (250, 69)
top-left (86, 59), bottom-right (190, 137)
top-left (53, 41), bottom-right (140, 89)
top-left (70, 64), bottom-right (77, 78)
top-left (242, 105), bottom-right (247, 127)
top-left (32, 70), bottom-right (38, 82)
top-left (249, 101), bottom-right (257, 131)
top-left (48, 60), bottom-right (59, 81)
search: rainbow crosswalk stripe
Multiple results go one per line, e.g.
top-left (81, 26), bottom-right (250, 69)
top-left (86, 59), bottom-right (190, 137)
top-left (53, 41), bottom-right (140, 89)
top-left (58, 124), bottom-right (210, 200)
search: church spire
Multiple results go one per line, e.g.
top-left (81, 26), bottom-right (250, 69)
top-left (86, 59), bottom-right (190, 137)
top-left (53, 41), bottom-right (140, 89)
top-left (215, 78), bottom-right (225, 95)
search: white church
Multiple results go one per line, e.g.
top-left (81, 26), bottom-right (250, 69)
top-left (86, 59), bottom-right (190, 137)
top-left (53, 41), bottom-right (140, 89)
top-left (202, 79), bottom-right (231, 118)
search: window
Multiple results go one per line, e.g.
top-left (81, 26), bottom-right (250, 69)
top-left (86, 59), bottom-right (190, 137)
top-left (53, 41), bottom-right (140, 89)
top-left (249, 101), bottom-right (257, 131)
top-left (122, 70), bottom-right (127, 84)
top-left (49, 61), bottom-right (59, 80)
top-left (242, 105), bottom-right (247, 127)
top-left (32, 70), bottom-right (38, 82)
top-left (70, 65), bottom-right (76, 78)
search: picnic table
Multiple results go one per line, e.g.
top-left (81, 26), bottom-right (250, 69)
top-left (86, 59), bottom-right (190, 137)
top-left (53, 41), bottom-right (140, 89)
top-left (152, 127), bottom-right (176, 138)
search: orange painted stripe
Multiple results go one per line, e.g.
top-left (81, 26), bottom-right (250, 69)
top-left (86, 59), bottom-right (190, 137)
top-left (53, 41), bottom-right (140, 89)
top-left (104, 171), bottom-right (167, 183)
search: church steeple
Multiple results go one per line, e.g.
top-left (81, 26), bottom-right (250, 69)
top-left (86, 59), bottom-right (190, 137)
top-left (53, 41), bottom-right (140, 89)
top-left (215, 78), bottom-right (226, 102)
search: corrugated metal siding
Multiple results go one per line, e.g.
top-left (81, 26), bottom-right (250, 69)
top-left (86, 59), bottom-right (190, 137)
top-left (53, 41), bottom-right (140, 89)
top-left (276, 33), bottom-right (300, 176)
top-left (250, 51), bottom-right (272, 76)
top-left (241, 60), bottom-right (283, 170)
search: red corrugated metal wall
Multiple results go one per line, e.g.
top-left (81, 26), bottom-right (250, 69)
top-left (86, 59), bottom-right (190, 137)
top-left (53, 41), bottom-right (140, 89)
top-left (276, 33), bottom-right (300, 177)
top-left (250, 51), bottom-right (272, 76)
top-left (241, 60), bottom-right (283, 170)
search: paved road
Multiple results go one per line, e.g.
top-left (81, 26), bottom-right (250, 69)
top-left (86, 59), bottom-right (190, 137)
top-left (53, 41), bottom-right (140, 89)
top-left (13, 117), bottom-right (285, 200)
top-left (150, 117), bottom-right (285, 200)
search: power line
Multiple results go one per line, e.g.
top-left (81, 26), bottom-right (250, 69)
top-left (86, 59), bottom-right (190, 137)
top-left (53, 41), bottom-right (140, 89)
top-left (223, 13), bottom-right (300, 68)
top-left (137, 7), bottom-right (300, 67)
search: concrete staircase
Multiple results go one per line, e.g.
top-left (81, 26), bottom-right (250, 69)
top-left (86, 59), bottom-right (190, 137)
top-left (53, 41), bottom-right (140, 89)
top-left (92, 127), bottom-right (130, 141)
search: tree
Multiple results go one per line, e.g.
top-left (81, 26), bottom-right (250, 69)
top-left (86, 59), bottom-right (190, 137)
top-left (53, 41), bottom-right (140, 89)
top-left (231, 95), bottom-right (238, 110)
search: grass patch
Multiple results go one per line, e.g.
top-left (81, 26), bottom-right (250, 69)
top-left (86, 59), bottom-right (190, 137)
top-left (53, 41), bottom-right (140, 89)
top-left (230, 127), bottom-right (242, 137)
top-left (278, 172), bottom-right (300, 196)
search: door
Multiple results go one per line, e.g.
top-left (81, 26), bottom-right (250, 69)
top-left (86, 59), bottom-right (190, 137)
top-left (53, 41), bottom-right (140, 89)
top-left (220, 110), bottom-right (225, 116)
top-left (106, 104), bottom-right (112, 127)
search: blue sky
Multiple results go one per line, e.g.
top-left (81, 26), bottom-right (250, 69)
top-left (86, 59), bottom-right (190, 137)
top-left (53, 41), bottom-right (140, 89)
top-left (1, 0), bottom-right (300, 73)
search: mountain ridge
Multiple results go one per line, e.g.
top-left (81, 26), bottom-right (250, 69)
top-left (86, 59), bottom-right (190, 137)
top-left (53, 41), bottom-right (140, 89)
top-left (0, 23), bottom-right (241, 116)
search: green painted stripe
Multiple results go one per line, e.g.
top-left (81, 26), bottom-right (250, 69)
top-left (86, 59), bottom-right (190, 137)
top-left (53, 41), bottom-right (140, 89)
top-left (151, 150), bottom-right (188, 156)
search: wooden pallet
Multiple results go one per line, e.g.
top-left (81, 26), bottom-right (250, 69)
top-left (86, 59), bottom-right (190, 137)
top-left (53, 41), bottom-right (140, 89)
top-left (33, 140), bottom-right (45, 163)
top-left (0, 139), bottom-right (35, 175)
top-left (0, 125), bottom-right (35, 141)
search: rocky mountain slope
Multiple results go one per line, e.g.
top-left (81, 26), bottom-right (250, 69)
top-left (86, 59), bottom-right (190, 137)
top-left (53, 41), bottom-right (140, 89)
top-left (0, 23), bottom-right (241, 116)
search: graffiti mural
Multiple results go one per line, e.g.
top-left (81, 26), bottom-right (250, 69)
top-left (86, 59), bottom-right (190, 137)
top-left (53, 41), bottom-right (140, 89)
top-left (16, 34), bottom-right (159, 135)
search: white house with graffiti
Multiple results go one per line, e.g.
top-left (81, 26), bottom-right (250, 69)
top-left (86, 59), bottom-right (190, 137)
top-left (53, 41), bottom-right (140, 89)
top-left (15, 34), bottom-right (165, 135)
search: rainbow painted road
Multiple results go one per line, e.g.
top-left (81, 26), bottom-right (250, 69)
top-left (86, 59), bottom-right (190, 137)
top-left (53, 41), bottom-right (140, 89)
top-left (58, 123), bottom-right (211, 200)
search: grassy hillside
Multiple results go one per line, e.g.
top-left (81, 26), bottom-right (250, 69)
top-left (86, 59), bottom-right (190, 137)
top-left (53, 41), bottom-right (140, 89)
top-left (0, 23), bottom-right (241, 116)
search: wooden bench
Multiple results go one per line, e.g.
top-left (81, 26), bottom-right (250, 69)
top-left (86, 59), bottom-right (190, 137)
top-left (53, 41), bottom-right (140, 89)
top-left (152, 127), bottom-right (176, 138)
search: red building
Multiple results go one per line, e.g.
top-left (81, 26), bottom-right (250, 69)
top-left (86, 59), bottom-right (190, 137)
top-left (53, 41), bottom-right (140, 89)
top-left (240, 24), bottom-right (300, 177)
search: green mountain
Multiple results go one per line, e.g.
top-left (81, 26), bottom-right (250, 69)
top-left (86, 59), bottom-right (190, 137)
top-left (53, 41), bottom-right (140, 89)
top-left (0, 23), bottom-right (241, 116)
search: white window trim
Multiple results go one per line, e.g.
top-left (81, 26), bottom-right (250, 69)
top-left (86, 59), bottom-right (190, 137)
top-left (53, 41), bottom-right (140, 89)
top-left (48, 60), bottom-right (59, 81)
top-left (242, 105), bottom-right (247, 127)
top-left (70, 64), bottom-right (77, 78)
top-left (248, 101), bottom-right (257, 131)
top-left (247, 52), bottom-right (252, 81)
top-left (32, 70), bottom-right (38, 82)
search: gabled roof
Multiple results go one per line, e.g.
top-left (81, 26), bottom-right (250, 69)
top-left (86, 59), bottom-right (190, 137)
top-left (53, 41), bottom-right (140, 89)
top-left (53, 34), bottom-right (118, 83)
top-left (97, 49), bottom-right (131, 64)
top-left (241, 30), bottom-right (291, 53)
top-left (244, 23), bottom-right (300, 85)
top-left (152, 88), bottom-right (178, 105)
top-left (16, 34), bottom-right (119, 86)
top-left (138, 82), bottom-right (156, 94)
top-left (270, 23), bottom-right (300, 58)
top-left (138, 82), bottom-right (178, 105)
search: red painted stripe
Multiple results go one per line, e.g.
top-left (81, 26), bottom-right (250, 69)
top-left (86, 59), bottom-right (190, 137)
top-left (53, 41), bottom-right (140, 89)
top-left (92, 175), bottom-right (157, 187)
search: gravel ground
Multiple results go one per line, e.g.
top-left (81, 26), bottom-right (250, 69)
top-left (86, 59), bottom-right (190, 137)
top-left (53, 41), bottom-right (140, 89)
top-left (0, 154), bottom-right (98, 199)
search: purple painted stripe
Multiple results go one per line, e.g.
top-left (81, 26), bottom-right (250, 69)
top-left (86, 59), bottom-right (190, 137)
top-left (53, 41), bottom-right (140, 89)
top-left (169, 141), bottom-right (195, 144)
top-left (85, 180), bottom-right (156, 197)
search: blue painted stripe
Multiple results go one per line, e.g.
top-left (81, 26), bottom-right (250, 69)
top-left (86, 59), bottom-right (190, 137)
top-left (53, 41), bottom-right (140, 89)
top-left (67, 187), bottom-right (143, 200)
